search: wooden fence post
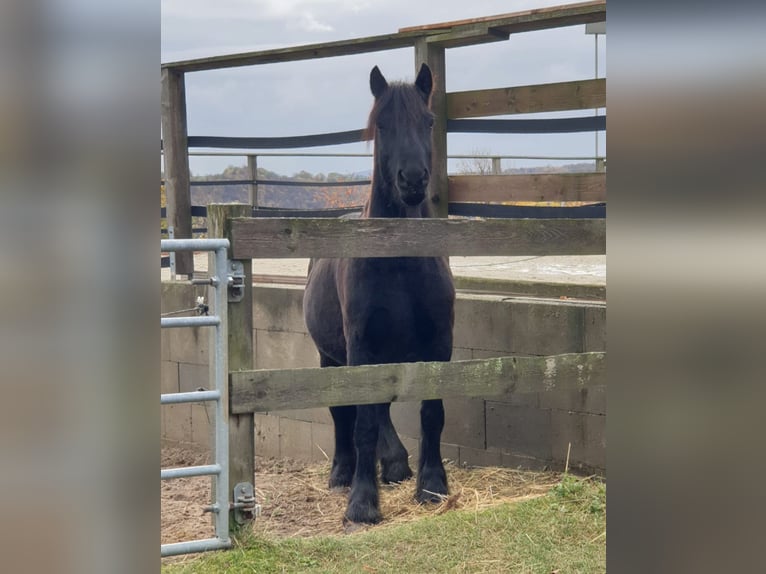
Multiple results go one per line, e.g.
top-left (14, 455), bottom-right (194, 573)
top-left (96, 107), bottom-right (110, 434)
top-left (414, 39), bottom-right (448, 218)
top-left (247, 155), bottom-right (258, 209)
top-left (161, 68), bottom-right (194, 276)
top-left (208, 203), bottom-right (255, 534)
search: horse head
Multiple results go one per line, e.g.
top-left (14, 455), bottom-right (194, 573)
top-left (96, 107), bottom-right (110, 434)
top-left (367, 64), bottom-right (434, 209)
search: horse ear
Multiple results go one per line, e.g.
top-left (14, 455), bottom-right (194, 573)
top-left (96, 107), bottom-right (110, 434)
top-left (414, 63), bottom-right (433, 102)
top-left (370, 66), bottom-right (388, 99)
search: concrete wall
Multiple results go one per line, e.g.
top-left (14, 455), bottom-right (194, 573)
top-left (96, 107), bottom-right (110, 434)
top-left (161, 281), bottom-right (606, 474)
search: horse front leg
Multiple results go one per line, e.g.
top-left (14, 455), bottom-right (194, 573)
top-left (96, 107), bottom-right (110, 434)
top-left (346, 403), bottom-right (385, 524)
top-left (416, 398), bottom-right (448, 503)
top-left (329, 405), bottom-right (356, 489)
top-left (377, 403), bottom-right (413, 484)
top-left (319, 352), bottom-right (357, 490)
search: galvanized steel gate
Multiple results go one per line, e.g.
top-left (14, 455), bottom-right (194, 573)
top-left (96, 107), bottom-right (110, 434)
top-left (160, 238), bottom-right (231, 557)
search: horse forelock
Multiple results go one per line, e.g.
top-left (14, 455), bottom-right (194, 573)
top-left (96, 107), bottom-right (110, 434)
top-left (363, 82), bottom-right (431, 142)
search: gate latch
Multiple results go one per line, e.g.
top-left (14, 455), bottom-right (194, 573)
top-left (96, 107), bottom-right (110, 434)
top-left (232, 481), bottom-right (259, 524)
top-left (228, 261), bottom-right (245, 303)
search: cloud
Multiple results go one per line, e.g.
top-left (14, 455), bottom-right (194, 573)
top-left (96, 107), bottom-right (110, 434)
top-left (162, 0), bottom-right (607, 175)
top-left (292, 12), bottom-right (334, 32)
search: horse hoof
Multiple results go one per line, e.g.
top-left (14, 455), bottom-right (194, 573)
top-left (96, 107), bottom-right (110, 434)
top-left (329, 476), bottom-right (353, 489)
top-left (415, 487), bottom-right (448, 504)
top-left (381, 460), bottom-right (413, 484)
top-left (329, 467), bottom-right (354, 489)
top-left (344, 501), bottom-right (382, 525)
top-left (416, 471), bottom-right (448, 504)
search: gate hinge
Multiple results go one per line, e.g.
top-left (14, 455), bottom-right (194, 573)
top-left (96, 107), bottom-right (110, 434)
top-left (232, 482), bottom-right (260, 524)
top-left (228, 261), bottom-right (245, 303)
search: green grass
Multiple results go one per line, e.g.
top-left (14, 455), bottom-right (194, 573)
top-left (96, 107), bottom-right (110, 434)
top-left (163, 475), bottom-right (605, 574)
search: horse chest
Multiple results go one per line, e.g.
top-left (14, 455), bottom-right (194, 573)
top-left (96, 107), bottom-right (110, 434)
top-left (342, 258), bottom-right (454, 362)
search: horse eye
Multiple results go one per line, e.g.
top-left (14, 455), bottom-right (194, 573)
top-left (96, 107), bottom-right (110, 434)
top-left (425, 117), bottom-right (434, 128)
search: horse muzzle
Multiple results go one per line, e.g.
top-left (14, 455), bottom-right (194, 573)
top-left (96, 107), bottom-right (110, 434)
top-left (397, 169), bottom-right (429, 206)
top-left (400, 188), bottom-right (426, 206)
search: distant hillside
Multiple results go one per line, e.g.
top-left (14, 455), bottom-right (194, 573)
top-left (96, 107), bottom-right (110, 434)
top-left (505, 162), bottom-right (598, 174)
top-left (163, 162), bottom-right (600, 209)
top-left (189, 165), bottom-right (368, 209)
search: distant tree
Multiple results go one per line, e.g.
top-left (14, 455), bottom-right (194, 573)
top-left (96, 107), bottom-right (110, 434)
top-left (456, 148), bottom-right (494, 175)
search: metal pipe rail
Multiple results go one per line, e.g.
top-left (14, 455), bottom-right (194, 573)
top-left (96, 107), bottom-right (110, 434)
top-left (161, 464), bottom-right (221, 480)
top-left (161, 390), bottom-right (221, 404)
top-left (162, 538), bottom-right (232, 558)
top-left (161, 238), bottom-right (229, 251)
top-left (160, 316), bottom-right (220, 328)
top-left (161, 239), bottom-right (231, 558)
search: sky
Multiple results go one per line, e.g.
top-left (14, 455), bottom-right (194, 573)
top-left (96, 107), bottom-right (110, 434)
top-left (161, 0), bottom-right (606, 177)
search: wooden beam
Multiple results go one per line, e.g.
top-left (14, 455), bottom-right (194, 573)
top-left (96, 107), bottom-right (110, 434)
top-left (424, 25), bottom-right (510, 49)
top-left (208, 204), bottom-right (255, 532)
top-left (247, 155), bottom-right (258, 208)
top-left (415, 40), bottom-right (448, 217)
top-left (229, 217), bottom-right (605, 258)
top-left (160, 69), bottom-right (193, 275)
top-left (447, 79), bottom-right (606, 119)
top-left (400, 1), bottom-right (605, 34)
top-left (163, 2), bottom-right (605, 74)
top-left (162, 31), bottom-right (422, 73)
top-left (449, 173), bottom-right (606, 203)
top-left (230, 352), bottom-right (606, 414)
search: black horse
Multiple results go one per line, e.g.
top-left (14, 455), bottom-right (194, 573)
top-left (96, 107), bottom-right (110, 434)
top-left (303, 64), bottom-right (456, 524)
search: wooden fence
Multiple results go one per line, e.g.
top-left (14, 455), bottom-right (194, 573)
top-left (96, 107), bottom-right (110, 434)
top-left (162, 1), bottom-right (607, 274)
top-left (206, 201), bottom-right (606, 531)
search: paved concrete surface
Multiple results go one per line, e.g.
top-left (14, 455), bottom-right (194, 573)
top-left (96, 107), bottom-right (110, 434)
top-left (162, 253), bottom-right (605, 299)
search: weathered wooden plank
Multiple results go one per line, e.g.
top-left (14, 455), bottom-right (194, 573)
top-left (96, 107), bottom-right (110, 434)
top-left (163, 2), bottom-right (604, 74)
top-left (449, 173), bottom-right (606, 203)
top-left (447, 79), bottom-right (606, 119)
top-left (247, 155), bottom-right (258, 208)
top-left (424, 25), bottom-right (510, 49)
top-left (162, 31), bottom-right (423, 73)
top-left (400, 1), bottom-right (605, 34)
top-left (187, 130), bottom-right (365, 149)
top-left (229, 217), bottom-right (605, 259)
top-left (160, 69), bottom-right (193, 275)
top-left (415, 40), bottom-right (448, 217)
top-left (208, 204), bottom-right (254, 531)
top-left (230, 352), bottom-right (605, 414)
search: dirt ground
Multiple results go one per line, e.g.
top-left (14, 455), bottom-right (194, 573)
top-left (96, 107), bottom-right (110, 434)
top-left (161, 445), bottom-right (562, 546)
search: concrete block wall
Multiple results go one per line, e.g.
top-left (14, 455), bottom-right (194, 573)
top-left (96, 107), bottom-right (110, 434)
top-left (161, 281), bottom-right (606, 474)
top-left (161, 282), bottom-right (215, 449)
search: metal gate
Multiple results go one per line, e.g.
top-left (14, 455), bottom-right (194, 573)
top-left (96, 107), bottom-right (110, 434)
top-left (160, 238), bottom-right (231, 557)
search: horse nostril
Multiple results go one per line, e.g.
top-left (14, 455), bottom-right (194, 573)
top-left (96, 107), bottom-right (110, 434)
top-left (399, 168), bottom-right (429, 188)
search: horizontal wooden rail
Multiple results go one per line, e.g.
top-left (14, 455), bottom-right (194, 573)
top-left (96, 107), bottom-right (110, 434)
top-left (448, 116), bottom-right (605, 134)
top-left (448, 202), bottom-right (605, 219)
top-left (449, 173), bottom-right (606, 203)
top-left (187, 178), bottom-right (370, 188)
top-left (400, 1), bottom-right (605, 34)
top-left (447, 79), bottom-right (606, 119)
top-left (186, 131), bottom-right (365, 149)
top-left (230, 352), bottom-right (605, 413)
top-left (163, 1), bottom-right (605, 73)
top-left (169, 114), bottom-right (604, 152)
top-left (162, 32), bottom-right (422, 73)
top-left (228, 217), bottom-right (605, 259)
